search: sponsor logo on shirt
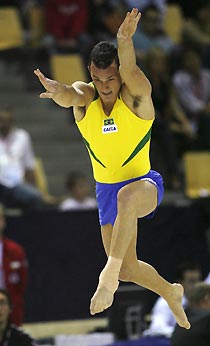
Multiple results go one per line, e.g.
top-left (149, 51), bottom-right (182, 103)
top-left (102, 118), bottom-right (118, 134)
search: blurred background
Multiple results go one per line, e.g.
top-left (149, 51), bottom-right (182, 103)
top-left (0, 1), bottom-right (210, 346)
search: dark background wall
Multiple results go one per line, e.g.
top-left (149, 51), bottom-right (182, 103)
top-left (4, 202), bottom-right (210, 323)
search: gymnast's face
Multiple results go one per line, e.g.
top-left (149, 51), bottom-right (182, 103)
top-left (89, 61), bottom-right (122, 104)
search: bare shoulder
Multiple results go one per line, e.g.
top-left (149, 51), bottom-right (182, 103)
top-left (72, 81), bottom-right (95, 101)
top-left (73, 81), bottom-right (95, 122)
top-left (121, 84), bottom-right (155, 120)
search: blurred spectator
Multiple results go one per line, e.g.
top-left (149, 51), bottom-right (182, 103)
top-left (173, 49), bottom-right (210, 150)
top-left (171, 282), bottom-right (210, 346)
top-left (144, 262), bottom-right (202, 337)
top-left (59, 171), bottom-right (97, 211)
top-left (133, 5), bottom-right (174, 59)
top-left (45, 0), bottom-right (89, 53)
top-left (181, 0), bottom-right (210, 67)
top-left (124, 0), bottom-right (166, 14)
top-left (0, 107), bottom-right (45, 210)
top-left (143, 48), bottom-right (193, 189)
top-left (88, 0), bottom-right (107, 32)
top-left (0, 288), bottom-right (34, 345)
top-left (0, 204), bottom-right (28, 326)
top-left (89, 1), bottom-right (125, 46)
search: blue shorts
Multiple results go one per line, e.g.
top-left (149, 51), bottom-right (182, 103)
top-left (96, 170), bottom-right (164, 226)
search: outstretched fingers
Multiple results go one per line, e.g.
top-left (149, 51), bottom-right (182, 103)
top-left (121, 8), bottom-right (141, 35)
top-left (127, 8), bottom-right (141, 23)
top-left (34, 69), bottom-right (48, 87)
top-left (34, 68), bottom-right (56, 99)
top-left (135, 11), bottom-right (141, 23)
top-left (39, 92), bottom-right (54, 99)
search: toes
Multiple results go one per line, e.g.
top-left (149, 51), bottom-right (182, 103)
top-left (90, 296), bottom-right (108, 315)
top-left (90, 287), bottom-right (114, 315)
top-left (90, 295), bottom-right (103, 315)
top-left (90, 300), bottom-right (97, 315)
top-left (90, 303), bottom-right (104, 315)
top-left (90, 302), bottom-right (104, 315)
top-left (186, 322), bottom-right (191, 330)
top-left (179, 321), bottom-right (191, 330)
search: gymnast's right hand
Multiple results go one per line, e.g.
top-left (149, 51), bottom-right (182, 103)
top-left (34, 69), bottom-right (64, 100)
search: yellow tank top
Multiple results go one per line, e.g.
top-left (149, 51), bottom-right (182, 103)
top-left (76, 93), bottom-right (154, 183)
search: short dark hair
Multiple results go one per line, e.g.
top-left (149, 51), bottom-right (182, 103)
top-left (0, 289), bottom-right (12, 308)
top-left (88, 41), bottom-right (119, 69)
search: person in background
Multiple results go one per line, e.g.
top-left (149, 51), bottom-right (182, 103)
top-left (133, 5), bottom-right (174, 60)
top-left (92, 3), bottom-right (125, 46)
top-left (143, 47), bottom-right (194, 189)
top-left (45, 0), bottom-right (89, 53)
top-left (144, 262), bottom-right (202, 337)
top-left (0, 288), bottom-right (35, 345)
top-left (181, 0), bottom-right (210, 68)
top-left (0, 204), bottom-right (28, 326)
top-left (59, 171), bottom-right (97, 211)
top-left (172, 49), bottom-right (210, 150)
top-left (124, 0), bottom-right (166, 15)
top-left (171, 282), bottom-right (210, 346)
top-left (0, 107), bottom-right (44, 210)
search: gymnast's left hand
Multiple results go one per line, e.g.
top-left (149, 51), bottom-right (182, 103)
top-left (117, 8), bottom-right (141, 41)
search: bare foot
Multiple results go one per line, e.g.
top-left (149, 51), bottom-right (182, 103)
top-left (90, 266), bottom-right (119, 315)
top-left (166, 283), bottom-right (190, 329)
top-left (90, 287), bottom-right (114, 315)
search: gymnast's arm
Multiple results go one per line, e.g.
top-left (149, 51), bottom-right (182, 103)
top-left (117, 9), bottom-right (154, 121)
top-left (34, 69), bottom-right (93, 108)
top-left (117, 8), bottom-right (152, 97)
